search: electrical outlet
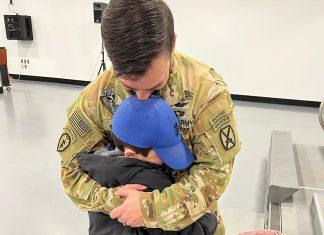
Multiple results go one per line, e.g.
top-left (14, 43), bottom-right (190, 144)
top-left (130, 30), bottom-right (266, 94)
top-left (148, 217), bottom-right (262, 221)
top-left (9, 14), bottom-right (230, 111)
top-left (20, 58), bottom-right (30, 69)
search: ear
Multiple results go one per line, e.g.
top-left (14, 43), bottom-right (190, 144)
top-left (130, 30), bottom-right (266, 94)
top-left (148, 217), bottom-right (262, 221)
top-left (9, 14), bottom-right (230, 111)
top-left (124, 149), bottom-right (136, 158)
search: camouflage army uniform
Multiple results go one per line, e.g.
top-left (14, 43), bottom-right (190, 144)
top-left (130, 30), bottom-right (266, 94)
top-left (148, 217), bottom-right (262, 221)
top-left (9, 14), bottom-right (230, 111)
top-left (57, 51), bottom-right (241, 235)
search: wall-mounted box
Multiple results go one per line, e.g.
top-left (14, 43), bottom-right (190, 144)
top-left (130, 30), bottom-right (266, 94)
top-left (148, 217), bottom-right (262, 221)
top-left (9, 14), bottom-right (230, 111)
top-left (93, 2), bottom-right (107, 23)
top-left (4, 15), bottom-right (33, 41)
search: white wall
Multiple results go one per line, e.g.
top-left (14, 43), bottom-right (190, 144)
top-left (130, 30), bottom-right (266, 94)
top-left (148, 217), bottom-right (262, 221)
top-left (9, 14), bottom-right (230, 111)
top-left (1, 0), bottom-right (323, 101)
top-left (0, 0), bottom-right (111, 81)
top-left (165, 0), bottom-right (324, 102)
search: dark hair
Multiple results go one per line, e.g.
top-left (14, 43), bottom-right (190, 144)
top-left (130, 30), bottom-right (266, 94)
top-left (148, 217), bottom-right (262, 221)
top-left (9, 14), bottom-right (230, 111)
top-left (112, 133), bottom-right (152, 157)
top-left (101, 0), bottom-right (175, 79)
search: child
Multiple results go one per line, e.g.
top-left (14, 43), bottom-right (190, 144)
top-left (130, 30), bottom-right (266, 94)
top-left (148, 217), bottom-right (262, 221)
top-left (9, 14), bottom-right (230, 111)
top-left (77, 95), bottom-right (217, 235)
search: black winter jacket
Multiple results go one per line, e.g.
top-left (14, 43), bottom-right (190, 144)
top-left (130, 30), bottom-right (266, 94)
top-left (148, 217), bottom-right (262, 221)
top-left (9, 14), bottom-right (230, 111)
top-left (77, 150), bottom-right (217, 235)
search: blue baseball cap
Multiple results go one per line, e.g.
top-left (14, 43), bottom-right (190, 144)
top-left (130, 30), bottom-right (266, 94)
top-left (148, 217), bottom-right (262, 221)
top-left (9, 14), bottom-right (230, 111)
top-left (112, 95), bottom-right (195, 170)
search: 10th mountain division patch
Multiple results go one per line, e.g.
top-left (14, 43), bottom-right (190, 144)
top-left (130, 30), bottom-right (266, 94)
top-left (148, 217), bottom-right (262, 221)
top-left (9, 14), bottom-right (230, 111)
top-left (220, 125), bottom-right (236, 150)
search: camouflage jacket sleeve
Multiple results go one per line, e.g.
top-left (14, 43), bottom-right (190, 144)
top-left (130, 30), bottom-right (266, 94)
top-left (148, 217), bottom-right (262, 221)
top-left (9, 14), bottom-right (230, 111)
top-left (58, 90), bottom-right (123, 214)
top-left (139, 83), bottom-right (241, 231)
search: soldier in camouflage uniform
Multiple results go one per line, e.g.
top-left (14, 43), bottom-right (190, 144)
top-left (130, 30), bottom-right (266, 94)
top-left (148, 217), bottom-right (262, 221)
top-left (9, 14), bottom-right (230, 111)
top-left (57, 1), bottom-right (241, 234)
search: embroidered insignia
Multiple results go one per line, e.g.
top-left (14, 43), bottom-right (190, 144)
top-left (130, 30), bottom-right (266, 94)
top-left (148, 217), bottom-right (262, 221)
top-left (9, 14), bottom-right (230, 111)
top-left (184, 90), bottom-right (194, 100)
top-left (69, 111), bottom-right (91, 137)
top-left (209, 110), bottom-right (230, 131)
top-left (100, 88), bottom-right (117, 114)
top-left (172, 101), bottom-right (189, 118)
top-left (220, 125), bottom-right (236, 150)
top-left (179, 119), bottom-right (193, 129)
top-left (174, 110), bottom-right (185, 118)
top-left (174, 101), bottom-right (189, 108)
top-left (172, 101), bottom-right (193, 129)
top-left (57, 133), bottom-right (71, 152)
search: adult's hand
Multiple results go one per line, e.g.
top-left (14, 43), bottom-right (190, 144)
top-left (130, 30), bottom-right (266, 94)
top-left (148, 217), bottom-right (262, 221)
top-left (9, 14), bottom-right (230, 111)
top-left (110, 185), bottom-right (147, 227)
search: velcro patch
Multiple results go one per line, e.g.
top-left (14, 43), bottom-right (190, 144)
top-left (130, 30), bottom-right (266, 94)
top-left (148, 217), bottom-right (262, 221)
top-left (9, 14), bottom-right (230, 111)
top-left (184, 90), bottom-right (194, 100)
top-left (194, 92), bottom-right (232, 135)
top-left (172, 100), bottom-right (193, 129)
top-left (100, 88), bottom-right (117, 114)
top-left (57, 133), bottom-right (71, 152)
top-left (69, 111), bottom-right (91, 137)
top-left (220, 125), bottom-right (236, 150)
top-left (209, 110), bottom-right (230, 131)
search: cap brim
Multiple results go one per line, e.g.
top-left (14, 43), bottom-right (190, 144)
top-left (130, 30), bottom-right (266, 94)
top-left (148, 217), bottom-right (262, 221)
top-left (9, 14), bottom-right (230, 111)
top-left (154, 142), bottom-right (195, 170)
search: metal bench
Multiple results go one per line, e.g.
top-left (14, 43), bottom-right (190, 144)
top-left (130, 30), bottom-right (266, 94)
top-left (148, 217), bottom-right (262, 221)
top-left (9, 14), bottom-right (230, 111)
top-left (311, 193), bottom-right (324, 235)
top-left (265, 130), bottom-right (299, 204)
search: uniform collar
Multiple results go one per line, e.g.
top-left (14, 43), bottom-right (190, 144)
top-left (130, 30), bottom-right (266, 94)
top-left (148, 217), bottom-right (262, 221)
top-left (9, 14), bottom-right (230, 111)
top-left (158, 52), bottom-right (185, 106)
top-left (114, 52), bottom-right (185, 107)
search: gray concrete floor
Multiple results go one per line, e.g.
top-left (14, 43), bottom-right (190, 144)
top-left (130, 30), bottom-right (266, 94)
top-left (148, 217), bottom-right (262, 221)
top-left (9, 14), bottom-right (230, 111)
top-left (0, 80), bottom-right (323, 234)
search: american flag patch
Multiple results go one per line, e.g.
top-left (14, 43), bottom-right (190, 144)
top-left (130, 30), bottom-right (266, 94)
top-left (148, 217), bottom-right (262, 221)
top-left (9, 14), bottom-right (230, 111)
top-left (69, 111), bottom-right (91, 137)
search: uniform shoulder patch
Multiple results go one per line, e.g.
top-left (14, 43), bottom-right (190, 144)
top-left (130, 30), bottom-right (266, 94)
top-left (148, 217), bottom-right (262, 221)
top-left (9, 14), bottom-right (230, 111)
top-left (69, 111), bottom-right (91, 137)
top-left (220, 125), bottom-right (236, 151)
top-left (57, 133), bottom-right (71, 152)
top-left (209, 110), bottom-right (230, 131)
top-left (100, 88), bottom-right (117, 114)
top-left (57, 128), bottom-right (76, 152)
